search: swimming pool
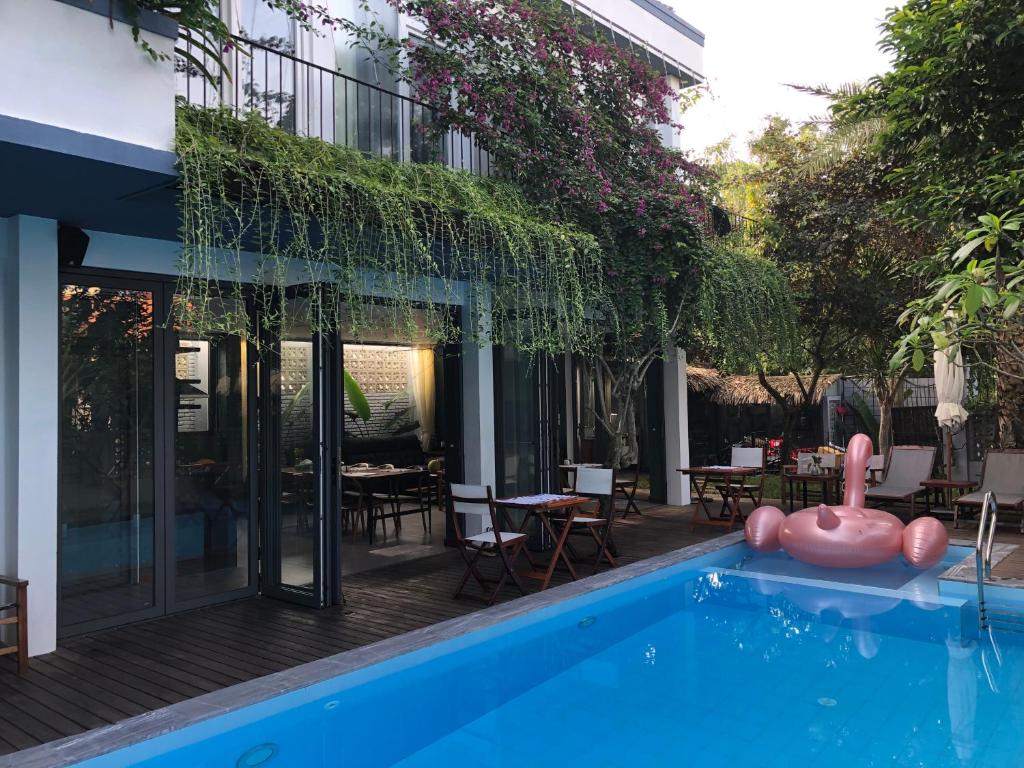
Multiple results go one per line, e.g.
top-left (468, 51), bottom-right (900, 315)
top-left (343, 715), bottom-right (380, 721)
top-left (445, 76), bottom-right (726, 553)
top-left (20, 536), bottom-right (1024, 768)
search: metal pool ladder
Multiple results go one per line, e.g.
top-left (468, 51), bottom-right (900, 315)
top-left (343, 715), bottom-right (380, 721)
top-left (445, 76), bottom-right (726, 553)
top-left (975, 492), bottom-right (998, 629)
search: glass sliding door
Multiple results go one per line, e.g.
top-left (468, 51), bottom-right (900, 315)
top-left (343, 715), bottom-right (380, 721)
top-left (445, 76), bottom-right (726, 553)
top-left (59, 277), bottom-right (259, 634)
top-left (262, 295), bottom-right (329, 607)
top-left (494, 349), bottom-right (559, 497)
top-left (59, 282), bottom-right (161, 631)
top-left (171, 298), bottom-right (256, 605)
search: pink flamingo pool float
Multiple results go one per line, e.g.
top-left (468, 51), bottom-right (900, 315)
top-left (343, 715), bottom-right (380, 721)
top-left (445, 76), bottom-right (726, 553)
top-left (745, 433), bottom-right (948, 569)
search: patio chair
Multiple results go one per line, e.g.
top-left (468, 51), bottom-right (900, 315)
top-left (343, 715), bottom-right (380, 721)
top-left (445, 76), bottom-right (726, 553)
top-left (866, 454), bottom-right (885, 487)
top-left (714, 446), bottom-right (765, 516)
top-left (615, 467), bottom-right (642, 518)
top-left (565, 467), bottom-right (618, 573)
top-left (448, 484), bottom-right (528, 605)
top-left (954, 450), bottom-right (1024, 532)
top-left (0, 576), bottom-right (28, 674)
top-left (864, 445), bottom-right (937, 518)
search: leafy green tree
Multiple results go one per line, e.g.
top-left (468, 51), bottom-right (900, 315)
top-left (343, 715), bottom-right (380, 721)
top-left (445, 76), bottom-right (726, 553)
top-left (897, 210), bottom-right (1024, 446)
top-left (707, 119), bottom-right (931, 459)
top-left (841, 0), bottom-right (1024, 445)
top-left (841, 0), bottom-right (1024, 230)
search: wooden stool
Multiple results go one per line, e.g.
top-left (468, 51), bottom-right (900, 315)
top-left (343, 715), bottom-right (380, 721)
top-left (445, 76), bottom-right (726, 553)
top-left (0, 576), bottom-right (28, 674)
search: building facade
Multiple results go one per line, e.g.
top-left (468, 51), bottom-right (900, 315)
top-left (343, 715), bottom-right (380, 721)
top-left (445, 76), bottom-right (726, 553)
top-left (0, 0), bottom-right (704, 655)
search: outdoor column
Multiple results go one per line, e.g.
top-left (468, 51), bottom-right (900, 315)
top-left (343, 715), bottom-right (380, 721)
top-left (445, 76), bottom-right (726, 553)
top-left (461, 291), bottom-right (497, 492)
top-left (9, 216), bottom-right (59, 655)
top-left (664, 347), bottom-right (691, 506)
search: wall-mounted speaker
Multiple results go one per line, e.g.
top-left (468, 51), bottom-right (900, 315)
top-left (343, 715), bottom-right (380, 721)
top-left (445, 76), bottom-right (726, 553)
top-left (58, 223), bottom-right (90, 269)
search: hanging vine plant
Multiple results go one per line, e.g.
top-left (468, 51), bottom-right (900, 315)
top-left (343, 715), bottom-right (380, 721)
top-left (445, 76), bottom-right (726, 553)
top-left (174, 104), bottom-right (603, 353)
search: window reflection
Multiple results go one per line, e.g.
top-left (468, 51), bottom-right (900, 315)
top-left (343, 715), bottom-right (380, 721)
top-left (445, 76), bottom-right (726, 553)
top-left (59, 285), bottom-right (156, 628)
top-left (174, 297), bottom-right (251, 602)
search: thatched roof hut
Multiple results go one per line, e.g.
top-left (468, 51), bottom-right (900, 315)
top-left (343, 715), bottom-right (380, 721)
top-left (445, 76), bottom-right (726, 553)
top-left (685, 366), bottom-right (723, 395)
top-left (688, 366), bottom-right (841, 407)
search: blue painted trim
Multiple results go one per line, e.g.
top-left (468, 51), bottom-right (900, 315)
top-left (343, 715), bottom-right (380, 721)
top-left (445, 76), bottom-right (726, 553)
top-left (629, 0), bottom-right (705, 46)
top-left (0, 115), bottom-right (177, 178)
top-left (54, 0), bottom-right (178, 40)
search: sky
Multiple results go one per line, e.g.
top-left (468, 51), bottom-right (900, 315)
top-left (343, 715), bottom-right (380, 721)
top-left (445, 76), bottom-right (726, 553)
top-left (667, 0), bottom-right (895, 160)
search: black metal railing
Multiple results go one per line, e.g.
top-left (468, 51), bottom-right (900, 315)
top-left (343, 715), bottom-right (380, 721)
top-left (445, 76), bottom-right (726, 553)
top-left (176, 35), bottom-right (491, 176)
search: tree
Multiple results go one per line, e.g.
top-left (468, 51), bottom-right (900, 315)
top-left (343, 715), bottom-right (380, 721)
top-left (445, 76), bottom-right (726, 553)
top-left (896, 210), bottom-right (1024, 447)
top-left (706, 118), bottom-right (931, 459)
top-left (839, 0), bottom-right (1024, 444)
top-left (345, 0), bottom-right (711, 466)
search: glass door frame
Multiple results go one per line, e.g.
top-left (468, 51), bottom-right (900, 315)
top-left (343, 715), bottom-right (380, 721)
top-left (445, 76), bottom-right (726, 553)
top-left (58, 268), bottom-right (260, 636)
top-left (257, 287), bottom-right (331, 609)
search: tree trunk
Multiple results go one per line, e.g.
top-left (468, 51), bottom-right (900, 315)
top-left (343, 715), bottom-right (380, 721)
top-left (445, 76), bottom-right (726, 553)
top-left (877, 393), bottom-right (894, 457)
top-left (996, 347), bottom-right (1024, 448)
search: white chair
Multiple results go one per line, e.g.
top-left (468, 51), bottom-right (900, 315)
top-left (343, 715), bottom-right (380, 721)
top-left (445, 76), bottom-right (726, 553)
top-left (954, 450), bottom-right (1024, 532)
top-left (566, 467), bottom-right (617, 573)
top-left (714, 446), bottom-right (766, 517)
top-left (864, 446), bottom-right (937, 518)
top-left (447, 484), bottom-right (527, 605)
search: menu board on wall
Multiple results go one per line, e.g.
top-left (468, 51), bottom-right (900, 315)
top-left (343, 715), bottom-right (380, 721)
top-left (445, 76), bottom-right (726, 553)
top-left (176, 340), bottom-right (210, 432)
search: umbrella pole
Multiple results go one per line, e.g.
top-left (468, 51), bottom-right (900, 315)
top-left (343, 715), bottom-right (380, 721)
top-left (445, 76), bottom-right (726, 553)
top-left (944, 425), bottom-right (954, 481)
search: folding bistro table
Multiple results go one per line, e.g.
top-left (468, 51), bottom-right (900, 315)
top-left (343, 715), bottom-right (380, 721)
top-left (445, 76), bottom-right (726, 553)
top-left (496, 493), bottom-right (589, 590)
top-left (677, 465), bottom-right (761, 530)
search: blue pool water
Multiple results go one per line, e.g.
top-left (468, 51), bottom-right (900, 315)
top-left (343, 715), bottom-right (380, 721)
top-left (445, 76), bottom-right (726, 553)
top-left (75, 546), bottom-right (1024, 768)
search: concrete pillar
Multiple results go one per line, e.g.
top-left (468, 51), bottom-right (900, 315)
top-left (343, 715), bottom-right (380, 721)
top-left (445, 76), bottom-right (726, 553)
top-left (5, 217), bottom-right (59, 655)
top-left (460, 292), bottom-right (496, 491)
top-left (664, 347), bottom-right (691, 506)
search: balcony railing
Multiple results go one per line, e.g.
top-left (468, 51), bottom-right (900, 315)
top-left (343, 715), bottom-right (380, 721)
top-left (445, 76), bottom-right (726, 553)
top-left (176, 36), bottom-right (491, 176)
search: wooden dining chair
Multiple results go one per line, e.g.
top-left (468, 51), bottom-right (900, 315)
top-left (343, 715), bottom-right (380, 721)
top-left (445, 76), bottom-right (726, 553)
top-left (448, 484), bottom-right (528, 605)
top-left (0, 576), bottom-right (28, 674)
top-left (714, 446), bottom-right (766, 517)
top-left (568, 467), bottom-right (618, 573)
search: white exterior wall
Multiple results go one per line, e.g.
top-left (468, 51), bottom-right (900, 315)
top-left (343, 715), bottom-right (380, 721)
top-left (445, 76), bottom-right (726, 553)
top-left (664, 348), bottom-right (691, 506)
top-left (0, 0), bottom-right (175, 151)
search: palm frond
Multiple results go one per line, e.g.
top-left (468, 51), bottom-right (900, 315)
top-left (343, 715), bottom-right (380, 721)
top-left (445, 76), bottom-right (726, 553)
top-left (785, 82), bottom-right (868, 101)
top-left (797, 117), bottom-right (887, 176)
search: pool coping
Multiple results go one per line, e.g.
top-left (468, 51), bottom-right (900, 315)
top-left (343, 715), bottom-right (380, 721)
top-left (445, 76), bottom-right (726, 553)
top-left (3, 531), bottom-right (747, 768)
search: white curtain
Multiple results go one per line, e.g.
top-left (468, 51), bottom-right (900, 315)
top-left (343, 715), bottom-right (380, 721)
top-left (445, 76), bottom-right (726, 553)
top-left (934, 348), bottom-right (969, 429)
top-left (408, 348), bottom-right (435, 451)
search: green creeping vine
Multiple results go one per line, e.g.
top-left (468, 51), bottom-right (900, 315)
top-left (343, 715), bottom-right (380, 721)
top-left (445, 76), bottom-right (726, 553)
top-left (694, 245), bottom-right (800, 374)
top-left (175, 104), bottom-right (603, 353)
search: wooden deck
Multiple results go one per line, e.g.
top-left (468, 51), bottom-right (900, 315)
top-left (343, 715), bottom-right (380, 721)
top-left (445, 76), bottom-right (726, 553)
top-left (0, 503), bottom-right (725, 756)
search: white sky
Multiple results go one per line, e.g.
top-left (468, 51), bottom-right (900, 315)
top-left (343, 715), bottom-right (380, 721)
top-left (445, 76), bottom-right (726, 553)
top-left (667, 0), bottom-right (894, 160)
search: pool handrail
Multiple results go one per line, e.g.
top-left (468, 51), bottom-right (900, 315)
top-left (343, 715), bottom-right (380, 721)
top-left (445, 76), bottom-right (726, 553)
top-left (975, 491), bottom-right (999, 628)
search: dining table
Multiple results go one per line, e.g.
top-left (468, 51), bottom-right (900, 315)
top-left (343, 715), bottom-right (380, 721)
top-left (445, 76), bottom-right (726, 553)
top-left (342, 466), bottom-right (429, 545)
top-left (677, 465), bottom-right (761, 530)
top-left (496, 493), bottom-right (589, 590)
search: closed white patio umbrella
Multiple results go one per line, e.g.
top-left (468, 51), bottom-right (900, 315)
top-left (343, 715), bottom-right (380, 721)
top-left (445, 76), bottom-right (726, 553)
top-left (934, 347), bottom-right (969, 480)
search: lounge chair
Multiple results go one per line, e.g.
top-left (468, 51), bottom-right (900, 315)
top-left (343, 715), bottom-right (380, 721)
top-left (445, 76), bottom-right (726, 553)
top-left (864, 445), bottom-right (937, 518)
top-left (954, 450), bottom-right (1024, 532)
top-left (448, 484), bottom-right (528, 605)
